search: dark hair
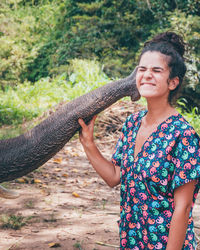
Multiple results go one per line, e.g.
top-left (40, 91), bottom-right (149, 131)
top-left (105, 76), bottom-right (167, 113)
top-left (139, 31), bottom-right (187, 104)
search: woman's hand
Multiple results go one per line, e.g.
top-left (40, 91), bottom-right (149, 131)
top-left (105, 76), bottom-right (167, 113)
top-left (78, 115), bottom-right (97, 148)
top-left (78, 115), bottom-right (120, 187)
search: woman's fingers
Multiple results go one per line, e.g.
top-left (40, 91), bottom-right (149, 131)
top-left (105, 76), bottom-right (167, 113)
top-left (78, 116), bottom-right (97, 130)
top-left (78, 118), bottom-right (87, 130)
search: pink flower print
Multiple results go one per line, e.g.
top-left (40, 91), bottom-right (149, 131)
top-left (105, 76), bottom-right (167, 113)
top-left (144, 141), bottom-right (150, 149)
top-left (156, 216), bottom-right (164, 224)
top-left (133, 197), bottom-right (139, 204)
top-left (128, 130), bottom-right (133, 136)
top-left (150, 167), bottom-right (157, 175)
top-left (125, 205), bottom-right (131, 213)
top-left (179, 171), bottom-right (187, 179)
top-left (151, 175), bottom-right (160, 183)
top-left (136, 222), bottom-right (141, 229)
top-left (149, 153), bottom-right (155, 159)
top-left (139, 193), bottom-right (147, 200)
top-left (153, 161), bottom-right (160, 168)
top-left (133, 247), bottom-right (139, 250)
top-left (163, 210), bottom-right (172, 217)
top-left (126, 213), bottom-right (132, 221)
top-left (121, 230), bottom-right (127, 238)
top-left (130, 188), bottom-right (136, 196)
top-left (142, 210), bottom-right (148, 219)
top-left (142, 228), bottom-right (147, 235)
top-left (121, 239), bottom-right (127, 247)
top-left (127, 121), bottom-right (133, 128)
top-left (127, 136), bottom-right (132, 143)
top-left (166, 146), bottom-right (172, 154)
top-left (148, 243), bottom-right (155, 249)
top-left (169, 140), bottom-right (175, 147)
top-left (140, 217), bottom-right (145, 225)
top-left (165, 133), bottom-right (172, 140)
top-left (139, 242), bottom-right (145, 249)
top-left (141, 203), bottom-right (148, 211)
top-left (148, 218), bottom-right (155, 224)
top-left (143, 235), bottom-right (148, 243)
top-left (161, 236), bottom-right (168, 243)
top-left (161, 123), bottom-right (168, 130)
top-left (158, 195), bottom-right (164, 200)
top-left (188, 146), bottom-right (195, 153)
top-left (129, 180), bottom-right (135, 187)
top-left (124, 160), bottom-right (128, 167)
top-left (182, 137), bottom-right (189, 146)
top-left (141, 170), bottom-right (147, 178)
top-left (155, 242), bottom-right (163, 249)
top-left (188, 234), bottom-right (193, 241)
top-left (157, 150), bottom-right (163, 158)
top-left (184, 162), bottom-right (191, 170)
top-left (175, 158), bottom-right (181, 168)
top-left (190, 157), bottom-right (197, 165)
top-left (184, 129), bottom-right (192, 136)
top-left (147, 135), bottom-right (154, 142)
top-left (166, 118), bottom-right (173, 123)
top-left (174, 130), bottom-right (180, 137)
top-left (160, 179), bottom-right (168, 186)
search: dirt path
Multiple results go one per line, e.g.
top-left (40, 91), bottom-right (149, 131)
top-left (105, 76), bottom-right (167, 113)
top-left (0, 101), bottom-right (199, 250)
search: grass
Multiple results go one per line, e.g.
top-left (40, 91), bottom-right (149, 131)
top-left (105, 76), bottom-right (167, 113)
top-left (0, 214), bottom-right (31, 230)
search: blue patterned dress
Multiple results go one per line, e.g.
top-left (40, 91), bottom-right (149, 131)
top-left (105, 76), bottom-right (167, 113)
top-left (112, 110), bottom-right (200, 249)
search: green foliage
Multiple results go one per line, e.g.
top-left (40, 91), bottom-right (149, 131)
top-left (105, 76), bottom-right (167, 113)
top-left (0, 59), bottom-right (109, 126)
top-left (0, 0), bottom-right (64, 87)
top-left (0, 214), bottom-right (31, 230)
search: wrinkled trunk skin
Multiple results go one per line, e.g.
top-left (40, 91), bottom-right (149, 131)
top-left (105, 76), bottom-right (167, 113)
top-left (0, 69), bottom-right (139, 183)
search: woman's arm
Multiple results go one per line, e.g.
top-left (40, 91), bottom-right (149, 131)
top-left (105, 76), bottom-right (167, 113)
top-left (166, 180), bottom-right (197, 250)
top-left (78, 116), bottom-right (120, 188)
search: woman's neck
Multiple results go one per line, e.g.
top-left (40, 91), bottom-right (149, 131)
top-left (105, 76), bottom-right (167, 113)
top-left (144, 98), bottom-right (178, 126)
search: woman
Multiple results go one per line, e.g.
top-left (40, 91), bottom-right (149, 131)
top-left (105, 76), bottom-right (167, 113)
top-left (78, 32), bottom-right (200, 249)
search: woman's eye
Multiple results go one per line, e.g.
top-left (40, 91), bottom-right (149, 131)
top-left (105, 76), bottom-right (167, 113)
top-left (138, 68), bottom-right (145, 72)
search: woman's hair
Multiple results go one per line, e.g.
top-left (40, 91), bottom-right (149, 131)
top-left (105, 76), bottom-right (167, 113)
top-left (139, 31), bottom-right (187, 104)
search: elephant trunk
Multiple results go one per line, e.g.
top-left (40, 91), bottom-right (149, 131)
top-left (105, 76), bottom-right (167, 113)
top-left (0, 69), bottom-right (139, 183)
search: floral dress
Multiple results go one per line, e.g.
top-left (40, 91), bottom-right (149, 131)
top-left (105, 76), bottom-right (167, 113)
top-left (112, 110), bottom-right (200, 249)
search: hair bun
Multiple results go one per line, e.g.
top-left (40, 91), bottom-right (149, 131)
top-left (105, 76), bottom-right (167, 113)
top-left (146, 31), bottom-right (186, 57)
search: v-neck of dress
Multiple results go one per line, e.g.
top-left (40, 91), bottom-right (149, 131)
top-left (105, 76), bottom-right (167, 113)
top-left (133, 110), bottom-right (181, 163)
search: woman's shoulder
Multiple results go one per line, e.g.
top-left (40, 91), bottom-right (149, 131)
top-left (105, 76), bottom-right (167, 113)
top-left (126, 109), bottom-right (147, 123)
top-left (174, 113), bottom-right (200, 141)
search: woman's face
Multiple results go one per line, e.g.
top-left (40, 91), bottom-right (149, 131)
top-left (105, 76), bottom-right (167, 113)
top-left (136, 51), bottom-right (176, 101)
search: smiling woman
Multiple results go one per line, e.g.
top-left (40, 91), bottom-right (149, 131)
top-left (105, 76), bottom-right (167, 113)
top-left (78, 31), bottom-right (200, 250)
top-left (136, 51), bottom-right (178, 103)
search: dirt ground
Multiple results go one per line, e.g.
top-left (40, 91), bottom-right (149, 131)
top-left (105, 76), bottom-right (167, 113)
top-left (0, 101), bottom-right (200, 250)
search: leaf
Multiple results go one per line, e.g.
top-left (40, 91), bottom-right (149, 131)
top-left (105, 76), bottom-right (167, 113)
top-left (53, 158), bottom-right (63, 164)
top-left (54, 168), bottom-right (62, 172)
top-left (72, 168), bottom-right (78, 173)
top-left (16, 178), bottom-right (27, 183)
top-left (34, 179), bottom-right (42, 184)
top-left (72, 192), bottom-right (80, 198)
top-left (62, 173), bottom-right (68, 178)
top-left (48, 242), bottom-right (61, 248)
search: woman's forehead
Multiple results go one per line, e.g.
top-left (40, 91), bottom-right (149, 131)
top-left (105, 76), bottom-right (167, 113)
top-left (139, 51), bottom-right (170, 68)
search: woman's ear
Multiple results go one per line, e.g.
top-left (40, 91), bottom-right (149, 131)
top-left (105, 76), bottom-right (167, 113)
top-left (168, 77), bottom-right (179, 90)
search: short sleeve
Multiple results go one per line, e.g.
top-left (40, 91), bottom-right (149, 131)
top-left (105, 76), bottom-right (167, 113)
top-left (171, 130), bottom-right (200, 191)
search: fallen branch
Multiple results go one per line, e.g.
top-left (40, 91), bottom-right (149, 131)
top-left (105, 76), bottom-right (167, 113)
top-left (95, 241), bottom-right (119, 248)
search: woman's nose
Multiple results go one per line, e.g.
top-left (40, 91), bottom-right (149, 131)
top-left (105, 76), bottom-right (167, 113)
top-left (143, 69), bottom-right (153, 79)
